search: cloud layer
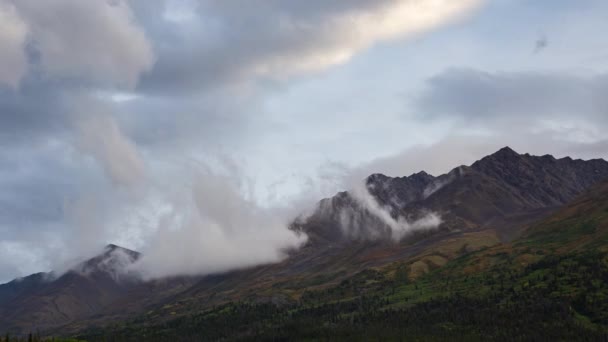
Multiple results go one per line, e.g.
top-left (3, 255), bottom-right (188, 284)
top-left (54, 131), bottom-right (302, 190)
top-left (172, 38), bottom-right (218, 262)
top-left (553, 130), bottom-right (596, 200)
top-left (0, 0), bottom-right (484, 282)
top-left (139, 0), bottom-right (482, 92)
top-left (133, 165), bottom-right (307, 279)
top-left (2, 0), bottom-right (154, 88)
top-left (1, 0), bottom-right (608, 283)
top-left (0, 1), bottom-right (27, 88)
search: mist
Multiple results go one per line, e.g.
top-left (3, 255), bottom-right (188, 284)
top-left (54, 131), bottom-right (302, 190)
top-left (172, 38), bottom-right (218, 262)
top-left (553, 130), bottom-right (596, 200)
top-left (131, 165), bottom-right (308, 279)
top-left (351, 182), bottom-right (441, 240)
top-left (311, 176), bottom-right (442, 242)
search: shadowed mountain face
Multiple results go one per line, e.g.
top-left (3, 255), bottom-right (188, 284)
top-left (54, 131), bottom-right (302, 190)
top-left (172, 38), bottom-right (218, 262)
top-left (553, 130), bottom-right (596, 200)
top-left (1, 147), bottom-right (608, 336)
top-left (0, 244), bottom-right (141, 333)
top-left (299, 147), bottom-right (608, 243)
top-left (0, 273), bottom-right (51, 307)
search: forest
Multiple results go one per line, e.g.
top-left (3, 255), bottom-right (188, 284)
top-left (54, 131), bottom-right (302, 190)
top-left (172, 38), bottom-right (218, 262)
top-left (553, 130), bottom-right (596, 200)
top-left (72, 249), bottom-right (608, 341)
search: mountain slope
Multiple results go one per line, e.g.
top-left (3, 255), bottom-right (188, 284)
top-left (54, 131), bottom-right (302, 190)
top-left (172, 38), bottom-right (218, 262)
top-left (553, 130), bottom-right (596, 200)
top-left (78, 179), bottom-right (608, 341)
top-left (67, 148), bottom-right (608, 336)
top-left (0, 245), bottom-right (141, 333)
top-left (0, 272), bottom-right (51, 306)
top-left (300, 147), bottom-right (608, 243)
top-left (2, 147), bottom-right (608, 337)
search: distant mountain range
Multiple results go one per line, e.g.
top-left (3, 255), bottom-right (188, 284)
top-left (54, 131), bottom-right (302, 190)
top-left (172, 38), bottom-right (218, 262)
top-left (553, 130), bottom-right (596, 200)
top-left (2, 147), bottom-right (608, 339)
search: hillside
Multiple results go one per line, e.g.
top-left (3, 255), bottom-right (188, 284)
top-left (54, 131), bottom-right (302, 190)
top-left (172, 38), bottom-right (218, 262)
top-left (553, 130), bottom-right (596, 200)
top-left (300, 147), bottom-right (608, 243)
top-left (0, 245), bottom-right (142, 333)
top-left (1, 147), bottom-right (608, 338)
top-left (79, 180), bottom-right (608, 341)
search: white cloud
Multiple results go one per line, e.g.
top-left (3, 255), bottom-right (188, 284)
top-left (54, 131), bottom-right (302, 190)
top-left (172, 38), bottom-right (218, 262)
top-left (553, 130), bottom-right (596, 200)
top-left (349, 181), bottom-right (441, 240)
top-left (0, 240), bottom-right (49, 282)
top-left (72, 98), bottom-right (145, 187)
top-left (12, 0), bottom-right (154, 88)
top-left (0, 0), bottom-right (28, 88)
top-left (143, 0), bottom-right (484, 91)
top-left (249, 0), bottom-right (483, 77)
top-left (133, 165), bottom-right (307, 279)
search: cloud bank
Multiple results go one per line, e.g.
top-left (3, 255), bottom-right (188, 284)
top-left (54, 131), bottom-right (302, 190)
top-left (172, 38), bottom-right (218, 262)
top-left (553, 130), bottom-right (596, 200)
top-left (133, 166), bottom-right (307, 279)
top-left (2, 0), bottom-right (607, 285)
top-left (3, 0), bottom-right (154, 88)
top-left (139, 0), bottom-right (482, 92)
top-left (0, 0), bottom-right (28, 88)
top-left (349, 182), bottom-right (441, 241)
top-left (0, 0), bottom-right (483, 282)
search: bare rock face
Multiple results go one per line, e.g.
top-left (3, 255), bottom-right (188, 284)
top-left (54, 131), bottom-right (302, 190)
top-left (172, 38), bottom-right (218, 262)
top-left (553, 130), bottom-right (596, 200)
top-left (298, 147), bottom-right (608, 243)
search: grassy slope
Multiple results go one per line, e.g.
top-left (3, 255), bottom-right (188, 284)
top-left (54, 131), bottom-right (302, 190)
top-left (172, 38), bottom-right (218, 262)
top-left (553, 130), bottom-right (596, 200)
top-left (79, 182), bottom-right (608, 341)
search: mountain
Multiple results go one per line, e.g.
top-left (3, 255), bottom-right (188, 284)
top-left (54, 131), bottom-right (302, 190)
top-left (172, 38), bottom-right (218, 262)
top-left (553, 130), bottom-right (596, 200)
top-left (300, 146), bottom-right (608, 243)
top-left (80, 179), bottom-right (608, 341)
top-left (1, 147), bottom-right (608, 338)
top-left (0, 272), bottom-right (51, 307)
top-left (0, 244), bottom-right (141, 333)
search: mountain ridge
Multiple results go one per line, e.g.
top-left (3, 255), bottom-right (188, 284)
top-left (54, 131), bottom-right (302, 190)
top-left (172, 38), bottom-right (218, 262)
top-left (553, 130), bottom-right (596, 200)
top-left (299, 146), bottom-right (608, 243)
top-left (0, 244), bottom-right (142, 333)
top-left (77, 177), bottom-right (608, 341)
top-left (2, 147), bottom-right (608, 336)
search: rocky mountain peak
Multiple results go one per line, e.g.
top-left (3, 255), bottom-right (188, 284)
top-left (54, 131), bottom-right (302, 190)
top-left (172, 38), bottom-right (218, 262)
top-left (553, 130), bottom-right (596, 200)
top-left (365, 173), bottom-right (391, 185)
top-left (494, 146), bottom-right (519, 157)
top-left (75, 244), bottom-right (140, 278)
top-left (471, 146), bottom-right (521, 169)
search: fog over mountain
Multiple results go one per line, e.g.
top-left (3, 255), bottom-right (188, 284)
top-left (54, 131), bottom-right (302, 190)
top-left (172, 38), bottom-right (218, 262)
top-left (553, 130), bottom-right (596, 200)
top-left (1, 0), bottom-right (608, 285)
top-left (2, 146), bottom-right (608, 336)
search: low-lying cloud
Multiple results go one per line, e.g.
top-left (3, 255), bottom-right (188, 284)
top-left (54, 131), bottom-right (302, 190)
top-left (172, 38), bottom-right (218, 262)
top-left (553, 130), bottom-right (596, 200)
top-left (132, 165), bottom-right (308, 279)
top-left (312, 176), bottom-right (442, 242)
top-left (349, 182), bottom-right (442, 241)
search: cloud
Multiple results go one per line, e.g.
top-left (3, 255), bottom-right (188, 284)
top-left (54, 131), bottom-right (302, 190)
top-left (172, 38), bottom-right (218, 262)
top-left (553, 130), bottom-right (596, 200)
top-left (0, 240), bottom-right (50, 283)
top-left (0, 0), bottom-right (28, 89)
top-left (306, 164), bottom-right (443, 242)
top-left (12, 0), bottom-right (154, 88)
top-left (417, 68), bottom-right (608, 135)
top-left (340, 133), bottom-right (608, 185)
top-left (0, 0), bottom-right (487, 283)
top-left (139, 0), bottom-right (483, 92)
top-left (0, 0), bottom-right (155, 280)
top-left (133, 162), bottom-right (307, 279)
top-left (4, 0), bottom-right (608, 286)
top-left (72, 98), bottom-right (145, 187)
top-left (348, 181), bottom-right (441, 241)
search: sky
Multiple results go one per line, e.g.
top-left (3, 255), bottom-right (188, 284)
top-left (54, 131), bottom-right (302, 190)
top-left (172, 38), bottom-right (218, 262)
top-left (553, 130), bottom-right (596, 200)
top-left (1, 0), bottom-right (608, 282)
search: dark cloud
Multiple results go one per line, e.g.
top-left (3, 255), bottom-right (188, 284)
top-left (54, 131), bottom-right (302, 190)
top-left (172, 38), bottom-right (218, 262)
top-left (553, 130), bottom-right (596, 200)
top-left (417, 68), bottom-right (608, 128)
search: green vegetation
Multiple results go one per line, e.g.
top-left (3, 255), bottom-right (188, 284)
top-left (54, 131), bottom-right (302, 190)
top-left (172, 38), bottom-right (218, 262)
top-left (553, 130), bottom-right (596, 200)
top-left (74, 245), bottom-right (608, 341)
top-left (0, 334), bottom-right (84, 342)
top-left (16, 184), bottom-right (608, 341)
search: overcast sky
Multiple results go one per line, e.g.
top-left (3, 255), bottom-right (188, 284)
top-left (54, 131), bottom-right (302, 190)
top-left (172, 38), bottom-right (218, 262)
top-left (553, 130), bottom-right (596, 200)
top-left (1, 0), bottom-right (608, 282)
